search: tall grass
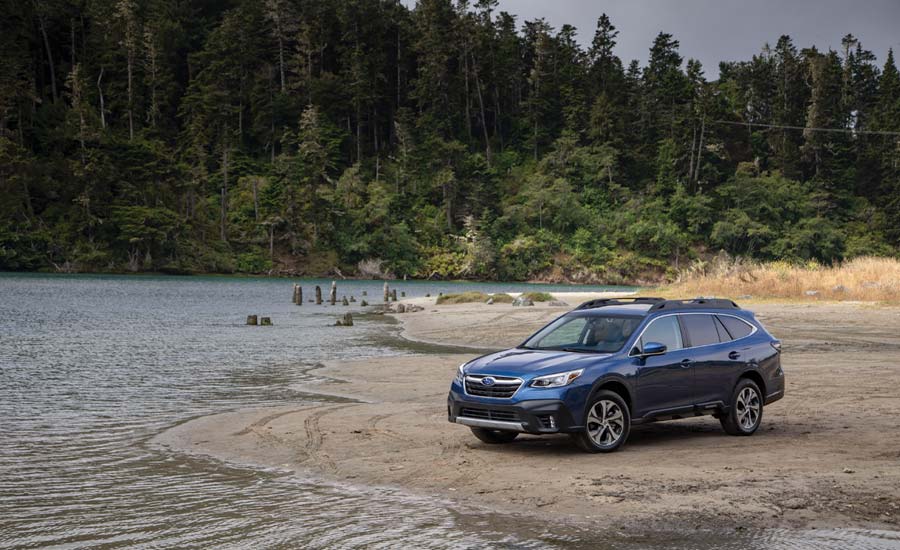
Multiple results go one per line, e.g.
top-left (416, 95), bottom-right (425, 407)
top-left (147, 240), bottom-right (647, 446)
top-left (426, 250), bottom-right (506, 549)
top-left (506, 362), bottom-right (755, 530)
top-left (655, 256), bottom-right (900, 303)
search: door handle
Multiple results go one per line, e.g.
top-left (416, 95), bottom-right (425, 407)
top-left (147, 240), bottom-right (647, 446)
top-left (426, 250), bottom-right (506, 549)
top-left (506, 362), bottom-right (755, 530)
top-left (728, 351), bottom-right (741, 360)
top-left (680, 358), bottom-right (693, 368)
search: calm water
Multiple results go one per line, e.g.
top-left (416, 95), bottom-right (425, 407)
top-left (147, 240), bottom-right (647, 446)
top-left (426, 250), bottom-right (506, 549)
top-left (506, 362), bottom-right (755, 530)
top-left (1, 273), bottom-right (898, 549)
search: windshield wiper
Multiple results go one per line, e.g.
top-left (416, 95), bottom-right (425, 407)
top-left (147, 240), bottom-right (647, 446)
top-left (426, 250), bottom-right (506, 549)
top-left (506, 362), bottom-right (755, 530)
top-left (560, 347), bottom-right (605, 354)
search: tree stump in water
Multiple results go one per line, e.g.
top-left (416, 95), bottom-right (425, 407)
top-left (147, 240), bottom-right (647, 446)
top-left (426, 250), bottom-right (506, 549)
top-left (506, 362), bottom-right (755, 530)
top-left (362, 290), bottom-right (368, 296)
top-left (246, 315), bottom-right (258, 325)
top-left (401, 291), bottom-right (406, 297)
top-left (292, 284), bottom-right (298, 304)
top-left (260, 317), bottom-right (273, 326)
top-left (350, 296), bottom-right (356, 302)
top-left (360, 299), bottom-right (368, 306)
top-left (295, 285), bottom-right (303, 305)
top-left (383, 282), bottom-right (389, 302)
top-left (315, 286), bottom-right (323, 305)
top-left (341, 296), bottom-right (349, 306)
top-left (390, 289), bottom-right (397, 301)
top-left (334, 312), bottom-right (353, 326)
top-left (330, 281), bottom-right (337, 305)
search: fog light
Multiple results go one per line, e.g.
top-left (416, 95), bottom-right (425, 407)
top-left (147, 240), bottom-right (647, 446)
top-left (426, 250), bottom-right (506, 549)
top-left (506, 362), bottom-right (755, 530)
top-left (549, 416), bottom-right (556, 429)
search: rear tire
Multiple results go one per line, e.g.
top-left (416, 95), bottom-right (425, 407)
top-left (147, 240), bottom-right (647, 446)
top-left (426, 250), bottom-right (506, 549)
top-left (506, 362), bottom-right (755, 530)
top-left (720, 378), bottom-right (763, 435)
top-left (470, 427), bottom-right (519, 444)
top-left (570, 390), bottom-right (631, 453)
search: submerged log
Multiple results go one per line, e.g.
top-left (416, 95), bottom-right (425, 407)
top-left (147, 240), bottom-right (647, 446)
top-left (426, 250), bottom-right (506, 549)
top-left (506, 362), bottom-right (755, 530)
top-left (315, 286), bottom-right (323, 305)
top-left (246, 315), bottom-right (258, 325)
top-left (335, 312), bottom-right (353, 326)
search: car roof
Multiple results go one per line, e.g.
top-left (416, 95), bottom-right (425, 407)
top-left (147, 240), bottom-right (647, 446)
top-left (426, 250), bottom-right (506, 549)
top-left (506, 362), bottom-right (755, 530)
top-left (574, 303), bottom-right (654, 316)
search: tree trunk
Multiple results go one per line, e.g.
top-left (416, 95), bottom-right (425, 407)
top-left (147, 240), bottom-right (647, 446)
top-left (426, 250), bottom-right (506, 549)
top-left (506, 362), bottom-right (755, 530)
top-left (277, 34), bottom-right (286, 92)
top-left (220, 147), bottom-right (229, 241)
top-left (37, 11), bottom-right (58, 102)
top-left (471, 52), bottom-right (492, 165)
top-left (127, 50), bottom-right (134, 139)
top-left (252, 178), bottom-right (259, 222)
top-left (694, 117), bottom-right (705, 184)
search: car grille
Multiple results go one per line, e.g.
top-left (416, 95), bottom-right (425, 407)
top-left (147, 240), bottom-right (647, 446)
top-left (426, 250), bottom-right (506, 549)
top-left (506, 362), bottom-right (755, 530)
top-left (460, 408), bottom-right (518, 422)
top-left (464, 375), bottom-right (522, 398)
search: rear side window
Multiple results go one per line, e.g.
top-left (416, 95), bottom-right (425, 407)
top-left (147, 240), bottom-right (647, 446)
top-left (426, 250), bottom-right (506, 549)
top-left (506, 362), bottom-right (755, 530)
top-left (640, 316), bottom-right (684, 352)
top-left (717, 315), bottom-right (754, 340)
top-left (679, 314), bottom-right (720, 347)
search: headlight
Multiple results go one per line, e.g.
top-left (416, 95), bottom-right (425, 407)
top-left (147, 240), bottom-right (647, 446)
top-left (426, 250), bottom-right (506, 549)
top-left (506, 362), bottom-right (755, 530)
top-left (455, 363), bottom-right (467, 384)
top-left (530, 369), bottom-right (584, 388)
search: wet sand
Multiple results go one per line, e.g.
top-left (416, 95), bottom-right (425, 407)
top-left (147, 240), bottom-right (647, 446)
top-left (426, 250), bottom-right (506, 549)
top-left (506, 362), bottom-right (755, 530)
top-left (154, 295), bottom-right (900, 532)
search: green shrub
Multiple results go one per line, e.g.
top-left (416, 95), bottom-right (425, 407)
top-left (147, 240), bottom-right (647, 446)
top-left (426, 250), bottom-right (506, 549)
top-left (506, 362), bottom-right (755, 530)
top-left (436, 291), bottom-right (513, 304)
top-left (520, 291), bottom-right (554, 302)
top-left (235, 250), bottom-right (272, 273)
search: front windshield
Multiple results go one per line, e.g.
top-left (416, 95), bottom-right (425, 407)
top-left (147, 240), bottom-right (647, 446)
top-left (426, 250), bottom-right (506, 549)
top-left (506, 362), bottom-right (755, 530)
top-left (521, 315), bottom-right (642, 353)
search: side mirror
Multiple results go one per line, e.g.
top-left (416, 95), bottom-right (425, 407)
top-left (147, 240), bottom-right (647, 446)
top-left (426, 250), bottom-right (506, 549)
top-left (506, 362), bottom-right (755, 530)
top-left (641, 341), bottom-right (667, 357)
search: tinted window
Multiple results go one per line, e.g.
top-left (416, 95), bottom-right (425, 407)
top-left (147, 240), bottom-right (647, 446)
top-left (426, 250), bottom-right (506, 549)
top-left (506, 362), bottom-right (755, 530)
top-left (680, 314), bottom-right (721, 347)
top-left (717, 315), bottom-right (754, 339)
top-left (713, 316), bottom-right (732, 342)
top-left (640, 316), bottom-right (683, 352)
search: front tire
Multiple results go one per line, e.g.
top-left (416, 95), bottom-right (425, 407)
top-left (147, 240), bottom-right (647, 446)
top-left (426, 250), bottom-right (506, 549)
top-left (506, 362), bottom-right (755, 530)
top-left (720, 378), bottom-right (763, 435)
top-left (470, 427), bottom-right (519, 444)
top-left (571, 390), bottom-right (631, 453)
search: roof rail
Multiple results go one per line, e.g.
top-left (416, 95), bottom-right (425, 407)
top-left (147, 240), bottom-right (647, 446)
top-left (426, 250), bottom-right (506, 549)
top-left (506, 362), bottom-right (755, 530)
top-left (648, 298), bottom-right (740, 312)
top-left (575, 297), bottom-right (665, 310)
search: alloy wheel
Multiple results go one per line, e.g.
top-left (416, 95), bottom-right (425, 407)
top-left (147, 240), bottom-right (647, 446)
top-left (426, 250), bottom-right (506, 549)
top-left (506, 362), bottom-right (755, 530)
top-left (736, 386), bottom-right (761, 431)
top-left (586, 399), bottom-right (625, 447)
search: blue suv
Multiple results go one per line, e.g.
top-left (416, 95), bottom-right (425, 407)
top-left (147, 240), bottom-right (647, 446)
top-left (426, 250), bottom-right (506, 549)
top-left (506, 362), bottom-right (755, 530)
top-left (447, 298), bottom-right (784, 452)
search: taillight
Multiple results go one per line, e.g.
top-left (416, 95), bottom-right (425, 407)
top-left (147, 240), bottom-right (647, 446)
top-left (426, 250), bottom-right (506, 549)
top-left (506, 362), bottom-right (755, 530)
top-left (770, 340), bottom-right (782, 352)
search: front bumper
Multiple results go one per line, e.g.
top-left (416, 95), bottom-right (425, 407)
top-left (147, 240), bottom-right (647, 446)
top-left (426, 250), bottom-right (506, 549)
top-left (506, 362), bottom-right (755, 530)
top-left (447, 391), bottom-right (578, 434)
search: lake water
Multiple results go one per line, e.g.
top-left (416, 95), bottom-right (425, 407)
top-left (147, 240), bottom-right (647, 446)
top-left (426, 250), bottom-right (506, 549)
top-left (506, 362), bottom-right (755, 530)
top-left (1, 273), bottom-right (898, 549)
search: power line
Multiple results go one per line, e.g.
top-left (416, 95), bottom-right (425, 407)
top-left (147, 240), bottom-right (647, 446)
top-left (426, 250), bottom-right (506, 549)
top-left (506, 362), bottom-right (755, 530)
top-left (710, 119), bottom-right (900, 137)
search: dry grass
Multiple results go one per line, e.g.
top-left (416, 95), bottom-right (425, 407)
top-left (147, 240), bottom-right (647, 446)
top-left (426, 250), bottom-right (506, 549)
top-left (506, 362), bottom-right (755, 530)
top-left (650, 256), bottom-right (900, 303)
top-left (436, 291), bottom-right (514, 305)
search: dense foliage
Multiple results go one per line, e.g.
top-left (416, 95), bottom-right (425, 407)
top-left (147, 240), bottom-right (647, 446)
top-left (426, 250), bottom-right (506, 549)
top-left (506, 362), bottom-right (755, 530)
top-left (2, 0), bottom-right (899, 282)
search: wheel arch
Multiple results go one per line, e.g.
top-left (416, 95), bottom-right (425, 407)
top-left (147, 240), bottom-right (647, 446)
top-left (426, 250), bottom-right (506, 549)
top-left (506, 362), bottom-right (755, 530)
top-left (590, 377), bottom-right (633, 415)
top-left (738, 368), bottom-right (766, 398)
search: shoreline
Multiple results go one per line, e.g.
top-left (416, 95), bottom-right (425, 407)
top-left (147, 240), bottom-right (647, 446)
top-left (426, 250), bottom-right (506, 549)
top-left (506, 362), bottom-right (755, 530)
top-left (151, 296), bottom-right (900, 533)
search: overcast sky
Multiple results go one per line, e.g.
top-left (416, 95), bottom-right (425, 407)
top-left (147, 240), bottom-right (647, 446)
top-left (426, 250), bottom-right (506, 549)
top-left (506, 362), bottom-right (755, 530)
top-left (403, 0), bottom-right (900, 78)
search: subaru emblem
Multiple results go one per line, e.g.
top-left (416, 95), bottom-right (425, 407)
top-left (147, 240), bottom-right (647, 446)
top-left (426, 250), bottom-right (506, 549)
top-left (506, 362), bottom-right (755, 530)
top-left (481, 377), bottom-right (496, 386)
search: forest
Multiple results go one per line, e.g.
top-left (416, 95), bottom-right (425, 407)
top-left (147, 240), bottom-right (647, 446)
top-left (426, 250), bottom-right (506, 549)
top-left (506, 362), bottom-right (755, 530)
top-left (2, 0), bottom-right (899, 283)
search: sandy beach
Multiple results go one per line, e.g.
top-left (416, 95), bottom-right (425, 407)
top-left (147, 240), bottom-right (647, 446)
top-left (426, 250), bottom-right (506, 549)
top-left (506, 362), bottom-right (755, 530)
top-left (153, 294), bottom-right (900, 532)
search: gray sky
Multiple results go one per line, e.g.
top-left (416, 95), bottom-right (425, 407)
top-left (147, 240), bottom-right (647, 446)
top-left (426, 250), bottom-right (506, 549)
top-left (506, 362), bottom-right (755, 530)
top-left (404, 0), bottom-right (900, 78)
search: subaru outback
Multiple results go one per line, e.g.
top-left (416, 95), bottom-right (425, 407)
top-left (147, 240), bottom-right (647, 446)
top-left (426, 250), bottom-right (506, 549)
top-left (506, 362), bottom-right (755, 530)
top-left (447, 298), bottom-right (784, 452)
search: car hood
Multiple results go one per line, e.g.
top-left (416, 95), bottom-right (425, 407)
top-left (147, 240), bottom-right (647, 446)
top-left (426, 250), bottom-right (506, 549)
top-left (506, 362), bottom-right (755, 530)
top-left (464, 348), bottom-right (612, 378)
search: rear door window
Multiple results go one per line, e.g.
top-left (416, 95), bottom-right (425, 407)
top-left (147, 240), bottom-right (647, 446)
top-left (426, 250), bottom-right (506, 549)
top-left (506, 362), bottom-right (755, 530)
top-left (679, 314), bottom-right (721, 347)
top-left (639, 316), bottom-right (684, 352)
top-left (717, 315), bottom-right (754, 340)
